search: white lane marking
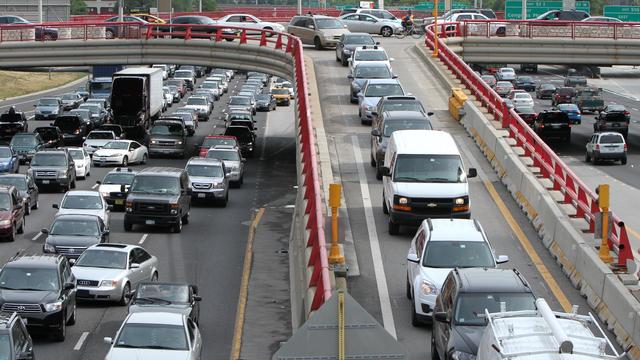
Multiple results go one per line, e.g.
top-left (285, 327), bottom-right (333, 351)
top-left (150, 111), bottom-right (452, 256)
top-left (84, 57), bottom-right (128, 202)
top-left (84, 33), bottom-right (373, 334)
top-left (351, 135), bottom-right (397, 339)
top-left (27, 115), bottom-right (35, 121)
top-left (91, 183), bottom-right (99, 189)
top-left (73, 332), bottom-right (90, 351)
top-left (138, 233), bottom-right (148, 244)
top-left (31, 232), bottom-right (43, 241)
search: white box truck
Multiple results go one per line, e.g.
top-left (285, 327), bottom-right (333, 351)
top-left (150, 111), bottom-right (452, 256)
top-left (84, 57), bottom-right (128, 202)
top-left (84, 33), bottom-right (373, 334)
top-left (110, 67), bottom-right (164, 140)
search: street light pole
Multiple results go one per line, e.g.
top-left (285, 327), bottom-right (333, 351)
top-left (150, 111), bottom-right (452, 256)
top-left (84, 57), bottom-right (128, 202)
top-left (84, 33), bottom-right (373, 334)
top-left (199, 0), bottom-right (202, 12)
top-left (38, 0), bottom-right (43, 23)
top-left (118, 0), bottom-right (124, 22)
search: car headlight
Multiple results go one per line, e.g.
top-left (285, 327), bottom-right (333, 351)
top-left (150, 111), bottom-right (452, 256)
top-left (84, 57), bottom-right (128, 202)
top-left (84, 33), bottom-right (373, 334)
top-left (43, 242), bottom-right (55, 252)
top-left (454, 197), bottom-right (466, 205)
top-left (344, 49), bottom-right (352, 55)
top-left (58, 170), bottom-right (67, 178)
top-left (213, 182), bottom-right (225, 189)
top-left (420, 279), bottom-right (437, 296)
top-left (44, 301), bottom-right (63, 312)
top-left (398, 197), bottom-right (409, 205)
top-left (176, 141), bottom-right (183, 145)
top-left (150, 140), bottom-right (157, 144)
top-left (100, 280), bottom-right (119, 287)
top-left (100, 191), bottom-right (110, 197)
top-left (451, 351), bottom-right (476, 360)
top-left (365, 105), bottom-right (376, 111)
top-left (27, 169), bottom-right (33, 176)
top-left (0, 219), bottom-right (11, 226)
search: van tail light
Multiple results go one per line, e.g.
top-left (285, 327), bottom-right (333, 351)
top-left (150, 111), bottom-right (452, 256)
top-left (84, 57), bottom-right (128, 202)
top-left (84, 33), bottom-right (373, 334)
top-left (595, 144), bottom-right (600, 151)
top-left (624, 143), bottom-right (628, 151)
top-left (624, 111), bottom-right (630, 116)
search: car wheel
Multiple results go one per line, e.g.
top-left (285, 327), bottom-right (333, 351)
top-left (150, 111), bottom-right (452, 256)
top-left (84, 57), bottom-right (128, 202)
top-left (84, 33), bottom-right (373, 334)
top-left (33, 200), bottom-right (38, 210)
top-left (151, 272), bottom-right (159, 282)
top-left (70, 178), bottom-right (76, 189)
top-left (172, 216), bottom-right (183, 233)
top-left (264, 26), bottom-right (274, 37)
top-left (141, 154), bottom-right (148, 164)
top-left (381, 26), bottom-right (393, 37)
top-left (406, 276), bottom-right (412, 299)
top-left (6, 225), bottom-right (14, 242)
top-left (124, 221), bottom-right (132, 232)
top-left (314, 37), bottom-right (323, 50)
top-left (376, 164), bottom-right (383, 180)
top-left (54, 315), bottom-right (66, 341)
top-left (25, 201), bottom-right (31, 215)
top-left (122, 156), bottom-right (128, 167)
top-left (119, 283), bottom-right (131, 306)
top-left (182, 211), bottom-right (190, 225)
top-left (431, 334), bottom-right (439, 360)
top-left (410, 302), bottom-right (421, 327)
top-left (585, 152), bottom-right (591, 162)
top-left (17, 218), bottom-right (24, 234)
top-left (622, 157), bottom-right (627, 165)
top-left (221, 193), bottom-right (228, 207)
top-left (382, 195), bottom-right (389, 215)
top-left (67, 304), bottom-right (76, 325)
top-left (105, 29), bottom-right (115, 39)
top-left (43, 33), bottom-right (54, 41)
top-left (388, 218), bottom-right (399, 235)
top-left (370, 154), bottom-right (376, 168)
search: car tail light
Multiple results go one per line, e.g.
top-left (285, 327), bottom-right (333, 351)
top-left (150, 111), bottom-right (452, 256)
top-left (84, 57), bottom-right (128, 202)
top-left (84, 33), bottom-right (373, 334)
top-left (624, 143), bottom-right (628, 151)
top-left (624, 111), bottom-right (630, 115)
top-left (595, 144), bottom-right (600, 151)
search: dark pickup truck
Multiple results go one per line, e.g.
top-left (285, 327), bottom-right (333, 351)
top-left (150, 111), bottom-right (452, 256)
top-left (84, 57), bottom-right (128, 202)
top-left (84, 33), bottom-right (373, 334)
top-left (0, 108), bottom-right (28, 140)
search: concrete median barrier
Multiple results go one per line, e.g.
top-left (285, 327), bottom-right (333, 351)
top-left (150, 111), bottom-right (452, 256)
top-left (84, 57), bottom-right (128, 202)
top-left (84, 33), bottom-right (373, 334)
top-left (602, 273), bottom-right (640, 344)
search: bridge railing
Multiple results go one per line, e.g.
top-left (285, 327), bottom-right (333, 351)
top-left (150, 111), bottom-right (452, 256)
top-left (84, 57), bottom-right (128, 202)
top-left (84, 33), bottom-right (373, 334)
top-left (0, 22), bottom-right (334, 309)
top-left (458, 19), bottom-right (640, 40)
top-left (424, 22), bottom-right (635, 268)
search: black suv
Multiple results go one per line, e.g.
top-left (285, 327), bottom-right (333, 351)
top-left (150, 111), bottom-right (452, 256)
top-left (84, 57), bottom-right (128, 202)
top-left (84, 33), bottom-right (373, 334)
top-left (536, 10), bottom-right (590, 21)
top-left (28, 149), bottom-right (76, 192)
top-left (0, 108), bottom-right (28, 141)
top-left (0, 311), bottom-right (35, 360)
top-left (124, 167), bottom-right (191, 233)
top-left (0, 254), bottom-right (76, 341)
top-left (431, 268), bottom-right (536, 360)
top-left (534, 110), bottom-right (572, 141)
top-left (53, 115), bottom-right (89, 146)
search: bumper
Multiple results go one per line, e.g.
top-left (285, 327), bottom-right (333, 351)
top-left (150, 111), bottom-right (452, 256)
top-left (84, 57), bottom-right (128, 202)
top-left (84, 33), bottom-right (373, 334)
top-left (191, 189), bottom-right (226, 200)
top-left (93, 157), bottom-right (123, 166)
top-left (20, 310), bottom-right (65, 329)
top-left (275, 98), bottom-right (290, 105)
top-left (390, 208), bottom-right (471, 225)
top-left (35, 113), bottom-right (58, 120)
top-left (360, 109), bottom-right (374, 123)
top-left (594, 151), bottom-right (626, 160)
top-left (227, 171), bottom-right (241, 182)
top-left (125, 213), bottom-right (181, 226)
top-left (34, 178), bottom-right (69, 187)
top-left (75, 166), bottom-right (88, 177)
top-left (321, 38), bottom-right (339, 47)
top-left (76, 286), bottom-right (122, 301)
top-left (0, 225), bottom-right (13, 237)
top-left (149, 147), bottom-right (185, 157)
top-left (415, 293), bottom-right (437, 318)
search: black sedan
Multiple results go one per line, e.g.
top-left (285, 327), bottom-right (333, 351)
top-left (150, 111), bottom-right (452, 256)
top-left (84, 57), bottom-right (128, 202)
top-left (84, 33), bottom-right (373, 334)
top-left (255, 94), bottom-right (276, 111)
top-left (128, 282), bottom-right (202, 324)
top-left (514, 76), bottom-right (536, 92)
top-left (335, 32), bottom-right (376, 66)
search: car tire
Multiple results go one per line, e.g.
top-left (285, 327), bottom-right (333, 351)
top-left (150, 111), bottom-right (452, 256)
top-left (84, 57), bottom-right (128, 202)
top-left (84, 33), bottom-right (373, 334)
top-left (370, 154), bottom-right (376, 168)
top-left (431, 334), bottom-right (439, 360)
top-left (119, 283), bottom-right (131, 306)
top-left (25, 201), bottom-right (31, 215)
top-left (67, 304), bottom-right (76, 325)
top-left (71, 178), bottom-right (76, 189)
top-left (141, 154), bottom-right (148, 164)
top-left (151, 272), bottom-right (159, 282)
top-left (182, 211), bottom-right (190, 225)
top-left (382, 196), bottom-right (389, 215)
top-left (410, 302), bottom-right (421, 327)
top-left (314, 37), bottom-right (323, 50)
top-left (622, 157), bottom-right (627, 165)
top-left (381, 26), bottom-right (393, 37)
top-left (105, 29), bottom-right (115, 39)
top-left (122, 156), bottom-right (128, 167)
top-left (376, 165), bottom-right (383, 180)
top-left (17, 218), bottom-right (24, 234)
top-left (221, 193), bottom-right (228, 207)
top-left (264, 27), bottom-right (274, 37)
top-left (341, 55), bottom-right (348, 66)
top-left (406, 276), bottom-right (412, 300)
top-left (388, 218), bottom-right (399, 235)
top-left (54, 316), bottom-right (66, 342)
top-left (33, 200), bottom-right (38, 210)
top-left (585, 152), bottom-right (591, 162)
top-left (124, 221), bottom-right (132, 232)
top-left (172, 216), bottom-right (183, 233)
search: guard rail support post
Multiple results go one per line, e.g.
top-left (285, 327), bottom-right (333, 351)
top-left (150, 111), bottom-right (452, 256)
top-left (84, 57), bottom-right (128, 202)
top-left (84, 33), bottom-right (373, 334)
top-left (328, 183), bottom-right (347, 277)
top-left (596, 184), bottom-right (614, 263)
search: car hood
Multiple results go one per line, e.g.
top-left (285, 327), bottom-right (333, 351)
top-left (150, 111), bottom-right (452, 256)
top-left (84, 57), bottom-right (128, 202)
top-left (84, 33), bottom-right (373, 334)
top-left (84, 139), bottom-right (113, 147)
top-left (57, 208), bottom-right (106, 220)
top-left (129, 303), bottom-right (191, 316)
top-left (99, 184), bottom-right (126, 193)
top-left (184, 104), bottom-right (207, 111)
top-left (72, 267), bottom-right (125, 281)
top-left (0, 211), bottom-right (11, 221)
top-left (11, 145), bottom-right (37, 151)
top-left (0, 156), bottom-right (13, 164)
top-left (361, 96), bottom-right (382, 107)
top-left (392, 182), bottom-right (468, 198)
top-left (94, 149), bottom-right (127, 157)
top-left (188, 175), bottom-right (224, 184)
top-left (46, 234), bottom-right (101, 247)
top-left (450, 325), bottom-right (485, 355)
top-left (127, 193), bottom-right (180, 203)
top-left (419, 266), bottom-right (452, 291)
top-left (105, 348), bottom-right (191, 360)
top-left (36, 105), bottom-right (59, 112)
top-left (0, 289), bottom-right (59, 304)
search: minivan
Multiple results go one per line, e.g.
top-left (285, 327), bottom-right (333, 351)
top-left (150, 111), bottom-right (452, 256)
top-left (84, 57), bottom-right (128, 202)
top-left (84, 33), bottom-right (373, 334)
top-left (381, 130), bottom-right (476, 235)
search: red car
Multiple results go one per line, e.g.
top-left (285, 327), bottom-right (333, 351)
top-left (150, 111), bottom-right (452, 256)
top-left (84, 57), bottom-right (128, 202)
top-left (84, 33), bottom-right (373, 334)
top-left (0, 185), bottom-right (25, 241)
top-left (198, 135), bottom-right (238, 157)
top-left (166, 79), bottom-right (187, 98)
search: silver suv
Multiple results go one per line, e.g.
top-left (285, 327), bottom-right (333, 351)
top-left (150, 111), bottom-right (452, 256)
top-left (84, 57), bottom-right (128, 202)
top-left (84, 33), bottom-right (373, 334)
top-left (287, 15), bottom-right (350, 49)
top-left (205, 145), bottom-right (245, 188)
top-left (185, 157), bottom-right (229, 206)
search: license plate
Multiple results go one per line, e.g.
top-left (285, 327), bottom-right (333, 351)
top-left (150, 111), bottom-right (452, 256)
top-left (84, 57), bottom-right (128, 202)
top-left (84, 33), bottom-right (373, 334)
top-left (145, 220), bottom-right (155, 225)
top-left (197, 193), bottom-right (206, 198)
top-left (115, 199), bottom-right (124, 205)
top-left (42, 180), bottom-right (49, 184)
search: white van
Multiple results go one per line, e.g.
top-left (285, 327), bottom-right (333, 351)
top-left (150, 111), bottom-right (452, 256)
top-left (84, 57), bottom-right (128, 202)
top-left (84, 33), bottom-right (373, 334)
top-left (381, 130), bottom-right (477, 235)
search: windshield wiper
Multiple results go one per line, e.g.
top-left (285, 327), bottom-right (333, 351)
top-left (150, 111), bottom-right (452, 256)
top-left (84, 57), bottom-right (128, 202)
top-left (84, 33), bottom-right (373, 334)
top-left (141, 345), bottom-right (183, 350)
top-left (134, 297), bottom-right (172, 304)
top-left (394, 176), bottom-right (422, 182)
top-left (425, 178), bottom-right (455, 183)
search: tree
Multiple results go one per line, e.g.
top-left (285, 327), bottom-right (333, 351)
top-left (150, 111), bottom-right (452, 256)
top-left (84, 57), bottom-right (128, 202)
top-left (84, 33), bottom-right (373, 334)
top-left (70, 0), bottom-right (87, 15)
top-left (203, 0), bottom-right (217, 10)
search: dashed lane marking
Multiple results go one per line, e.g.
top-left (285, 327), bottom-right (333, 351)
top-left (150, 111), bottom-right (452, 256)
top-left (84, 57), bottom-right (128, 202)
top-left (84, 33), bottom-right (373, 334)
top-left (73, 332), bottom-right (90, 351)
top-left (138, 233), bottom-right (148, 244)
top-left (31, 232), bottom-right (43, 241)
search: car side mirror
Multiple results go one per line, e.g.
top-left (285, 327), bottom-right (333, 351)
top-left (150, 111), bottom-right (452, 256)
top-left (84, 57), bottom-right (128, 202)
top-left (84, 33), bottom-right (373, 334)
top-left (496, 255), bottom-right (509, 264)
top-left (96, 180), bottom-right (102, 185)
top-left (381, 166), bottom-right (391, 177)
top-left (371, 129), bottom-right (381, 137)
top-left (347, 74), bottom-right (354, 79)
top-left (467, 168), bottom-right (478, 178)
top-left (392, 74), bottom-right (398, 79)
top-left (241, 158), bottom-right (247, 163)
top-left (371, 111), bottom-right (378, 116)
top-left (107, 205), bottom-right (114, 211)
top-left (33, 104), bottom-right (36, 107)
top-left (52, 204), bottom-right (59, 209)
top-left (308, 24), bottom-right (315, 29)
top-left (130, 263), bottom-right (140, 269)
top-left (194, 295), bottom-right (202, 301)
top-left (103, 337), bottom-right (113, 345)
top-left (434, 312), bottom-right (449, 323)
top-left (69, 258), bottom-right (76, 266)
top-left (427, 112), bottom-right (434, 116)
top-left (389, 58), bottom-right (395, 62)
top-left (41, 228), bottom-right (49, 234)
top-left (120, 184), bottom-right (126, 193)
top-left (407, 253), bottom-right (419, 263)
top-left (64, 282), bottom-right (75, 290)
top-left (103, 229), bottom-right (110, 236)
top-left (15, 203), bottom-right (22, 210)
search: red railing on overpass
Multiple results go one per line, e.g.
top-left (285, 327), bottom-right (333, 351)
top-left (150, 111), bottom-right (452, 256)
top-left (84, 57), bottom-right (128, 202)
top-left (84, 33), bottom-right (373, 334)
top-left (457, 19), bottom-right (640, 39)
top-left (424, 22), bottom-right (635, 269)
top-left (0, 22), bottom-right (334, 309)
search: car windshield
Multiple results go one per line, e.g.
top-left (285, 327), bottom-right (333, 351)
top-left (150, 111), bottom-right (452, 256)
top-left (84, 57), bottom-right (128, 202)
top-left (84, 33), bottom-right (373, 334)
top-left (316, 18), bottom-right (344, 29)
top-left (230, 97), bottom-right (251, 105)
top-left (0, 267), bottom-right (59, 291)
top-left (540, 84), bottom-right (555, 90)
top-left (518, 76), bottom-right (533, 82)
top-left (0, 148), bottom-right (11, 158)
top-left (540, 113), bottom-right (569, 124)
top-left (88, 132), bottom-right (114, 140)
top-left (501, 68), bottom-right (515, 74)
top-left (382, 101), bottom-right (424, 112)
top-left (62, 93), bottom-right (77, 100)
top-left (393, 154), bottom-right (466, 183)
top-left (203, 138), bottom-right (237, 148)
top-left (54, 118), bottom-right (81, 132)
top-left (68, 149), bottom-right (85, 160)
top-left (30, 153), bottom-right (66, 166)
top-left (344, 34), bottom-right (375, 44)
top-left (187, 98), bottom-right (207, 106)
top-left (256, 95), bottom-right (270, 101)
top-left (61, 194), bottom-right (103, 210)
top-left (174, 71), bottom-right (192, 78)
top-left (103, 141), bottom-right (129, 150)
top-left (229, 115), bottom-right (251, 121)
top-left (355, 51), bottom-right (388, 61)
top-left (0, 335), bottom-right (8, 360)
top-left (51, 219), bottom-right (100, 236)
top-left (90, 81), bottom-right (111, 91)
top-left (383, 120), bottom-right (431, 137)
top-left (454, 293), bottom-right (536, 325)
top-left (115, 323), bottom-right (188, 350)
top-left (423, 241), bottom-right (494, 268)
top-left (75, 249), bottom-right (127, 269)
top-left (0, 177), bottom-right (26, 190)
top-left (355, 66), bottom-right (391, 78)
top-left (167, 80), bottom-right (183, 87)
top-left (151, 124), bottom-right (184, 136)
top-left (556, 88), bottom-right (575, 96)
top-left (514, 94), bottom-right (531, 100)
top-left (130, 176), bottom-right (180, 195)
top-left (70, 110), bottom-right (90, 120)
top-left (37, 98), bottom-right (58, 106)
top-left (136, 284), bottom-right (190, 303)
top-left (558, 104), bottom-right (578, 111)
top-left (187, 164), bottom-right (224, 177)
top-left (481, 75), bottom-right (495, 82)
top-left (207, 150), bottom-right (240, 161)
top-left (79, 105), bottom-right (99, 114)
top-left (103, 173), bottom-right (135, 185)
top-left (496, 81), bottom-right (512, 88)
top-left (272, 89), bottom-right (289, 95)
top-left (600, 134), bottom-right (624, 144)
top-left (10, 135), bottom-right (37, 147)
top-left (364, 84), bottom-right (403, 97)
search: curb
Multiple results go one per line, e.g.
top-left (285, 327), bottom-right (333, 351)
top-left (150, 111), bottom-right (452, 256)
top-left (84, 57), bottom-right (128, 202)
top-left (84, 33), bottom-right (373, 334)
top-left (0, 74), bottom-right (88, 104)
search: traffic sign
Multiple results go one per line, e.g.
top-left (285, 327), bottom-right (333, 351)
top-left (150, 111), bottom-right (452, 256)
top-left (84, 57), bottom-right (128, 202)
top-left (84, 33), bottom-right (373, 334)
top-left (505, 0), bottom-right (590, 20)
top-left (603, 5), bottom-right (640, 22)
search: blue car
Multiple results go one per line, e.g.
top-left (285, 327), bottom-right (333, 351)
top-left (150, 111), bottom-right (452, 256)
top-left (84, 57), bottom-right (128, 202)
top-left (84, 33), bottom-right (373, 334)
top-left (0, 146), bottom-right (19, 174)
top-left (557, 103), bottom-right (582, 125)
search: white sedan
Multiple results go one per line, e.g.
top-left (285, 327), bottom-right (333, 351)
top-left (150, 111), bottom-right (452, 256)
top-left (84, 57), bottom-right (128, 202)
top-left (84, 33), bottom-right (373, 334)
top-left (53, 190), bottom-right (110, 229)
top-left (92, 140), bottom-right (148, 167)
top-left (512, 92), bottom-right (534, 108)
top-left (67, 147), bottom-right (91, 179)
top-left (216, 14), bottom-right (285, 35)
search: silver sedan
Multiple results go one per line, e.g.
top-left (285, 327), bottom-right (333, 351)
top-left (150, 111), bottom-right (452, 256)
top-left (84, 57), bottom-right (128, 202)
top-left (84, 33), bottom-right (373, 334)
top-left (339, 13), bottom-right (402, 37)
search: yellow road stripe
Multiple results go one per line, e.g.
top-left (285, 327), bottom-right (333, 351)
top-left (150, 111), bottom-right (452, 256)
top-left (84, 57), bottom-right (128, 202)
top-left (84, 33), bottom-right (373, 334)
top-left (483, 180), bottom-right (573, 312)
top-left (625, 225), bottom-right (640, 243)
top-left (230, 207), bottom-right (265, 360)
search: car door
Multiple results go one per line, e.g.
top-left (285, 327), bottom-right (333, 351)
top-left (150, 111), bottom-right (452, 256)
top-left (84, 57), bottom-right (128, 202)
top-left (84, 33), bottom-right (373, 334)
top-left (133, 248), bottom-right (154, 281)
top-left (434, 274), bottom-right (455, 359)
top-left (67, 153), bottom-right (76, 179)
top-left (11, 190), bottom-right (24, 225)
top-left (127, 249), bottom-right (144, 285)
top-left (27, 175), bottom-right (38, 208)
top-left (224, 15), bottom-right (243, 28)
top-left (187, 318), bottom-right (203, 358)
top-left (180, 173), bottom-right (191, 212)
top-left (407, 226), bottom-right (425, 288)
top-left (10, 149), bottom-right (18, 172)
top-left (61, 259), bottom-right (76, 313)
top-left (360, 14), bottom-right (379, 34)
top-left (341, 14), bottom-right (360, 32)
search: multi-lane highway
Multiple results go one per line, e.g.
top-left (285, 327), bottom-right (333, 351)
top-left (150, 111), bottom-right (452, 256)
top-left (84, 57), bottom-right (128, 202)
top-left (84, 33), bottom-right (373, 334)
top-left (0, 70), bottom-right (295, 359)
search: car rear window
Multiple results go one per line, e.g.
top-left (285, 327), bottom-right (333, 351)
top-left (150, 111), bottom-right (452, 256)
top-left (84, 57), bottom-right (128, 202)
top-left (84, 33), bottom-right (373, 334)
top-left (556, 88), bottom-right (575, 96)
top-left (539, 112), bottom-right (569, 124)
top-left (600, 134), bottom-right (624, 144)
top-left (604, 113), bottom-right (627, 122)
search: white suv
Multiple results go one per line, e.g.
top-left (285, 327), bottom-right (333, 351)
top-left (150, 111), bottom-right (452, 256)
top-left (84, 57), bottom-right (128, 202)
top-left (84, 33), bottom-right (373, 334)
top-left (349, 45), bottom-right (393, 75)
top-left (406, 218), bottom-right (508, 326)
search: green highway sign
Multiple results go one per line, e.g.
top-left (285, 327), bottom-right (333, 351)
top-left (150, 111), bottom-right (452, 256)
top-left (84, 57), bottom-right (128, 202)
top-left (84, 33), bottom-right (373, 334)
top-left (505, 0), bottom-right (590, 20)
top-left (603, 5), bottom-right (640, 22)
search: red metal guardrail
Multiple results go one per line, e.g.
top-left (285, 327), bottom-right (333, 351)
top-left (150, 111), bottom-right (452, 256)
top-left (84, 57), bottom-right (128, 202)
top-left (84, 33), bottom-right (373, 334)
top-left (424, 22), bottom-right (635, 269)
top-left (457, 19), bottom-right (640, 40)
top-left (0, 22), bottom-right (334, 308)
